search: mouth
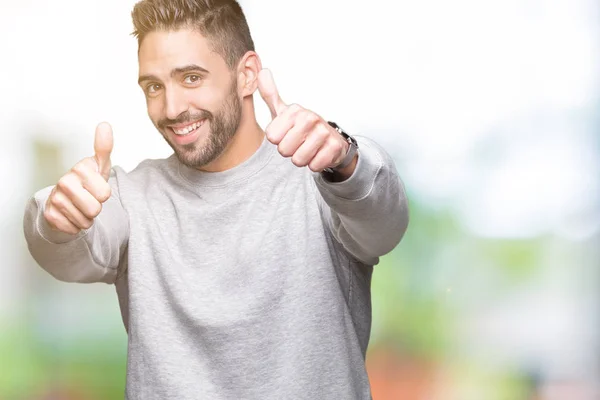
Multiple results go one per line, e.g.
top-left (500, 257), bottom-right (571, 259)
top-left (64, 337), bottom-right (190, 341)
top-left (169, 119), bottom-right (207, 136)
top-left (167, 119), bottom-right (208, 145)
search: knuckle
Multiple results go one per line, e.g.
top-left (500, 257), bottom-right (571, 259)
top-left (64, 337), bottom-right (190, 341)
top-left (288, 103), bottom-right (302, 115)
top-left (297, 109), bottom-right (309, 119)
top-left (50, 192), bottom-right (66, 209)
top-left (277, 143), bottom-right (293, 158)
top-left (73, 159), bottom-right (97, 179)
top-left (265, 126), bottom-right (276, 141)
top-left (77, 158), bottom-right (96, 172)
top-left (42, 208), bottom-right (56, 225)
top-left (265, 124), bottom-right (282, 144)
top-left (318, 124), bottom-right (331, 138)
top-left (308, 162), bottom-right (321, 173)
top-left (79, 200), bottom-right (99, 219)
top-left (97, 184), bottom-right (112, 203)
top-left (71, 162), bottom-right (86, 176)
top-left (86, 202), bottom-right (102, 218)
top-left (50, 196), bottom-right (63, 210)
top-left (291, 155), bottom-right (306, 167)
top-left (328, 136), bottom-right (342, 151)
top-left (64, 224), bottom-right (80, 235)
top-left (306, 112), bottom-right (319, 125)
top-left (332, 139), bottom-right (342, 152)
top-left (45, 210), bottom-right (68, 232)
top-left (56, 176), bottom-right (71, 192)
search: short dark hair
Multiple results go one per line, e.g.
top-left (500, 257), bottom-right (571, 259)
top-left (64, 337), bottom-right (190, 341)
top-left (131, 0), bottom-right (255, 70)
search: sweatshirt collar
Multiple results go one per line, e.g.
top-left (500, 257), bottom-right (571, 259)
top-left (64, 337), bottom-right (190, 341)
top-left (173, 135), bottom-right (274, 188)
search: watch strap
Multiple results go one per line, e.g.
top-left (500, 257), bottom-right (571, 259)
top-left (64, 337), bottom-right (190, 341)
top-left (326, 121), bottom-right (359, 172)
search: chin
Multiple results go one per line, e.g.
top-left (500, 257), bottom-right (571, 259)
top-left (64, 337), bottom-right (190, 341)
top-left (175, 139), bottom-right (223, 169)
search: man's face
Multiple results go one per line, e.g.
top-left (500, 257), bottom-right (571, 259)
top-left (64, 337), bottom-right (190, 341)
top-left (138, 29), bottom-right (242, 169)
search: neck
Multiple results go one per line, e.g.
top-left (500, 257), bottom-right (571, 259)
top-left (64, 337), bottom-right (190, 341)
top-left (198, 99), bottom-right (265, 173)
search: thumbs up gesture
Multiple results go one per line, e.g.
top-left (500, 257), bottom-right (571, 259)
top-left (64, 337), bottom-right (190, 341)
top-left (257, 69), bottom-right (354, 174)
top-left (43, 122), bottom-right (114, 235)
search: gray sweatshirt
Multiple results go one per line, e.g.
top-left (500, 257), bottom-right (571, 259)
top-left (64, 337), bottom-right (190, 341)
top-left (23, 135), bottom-right (408, 400)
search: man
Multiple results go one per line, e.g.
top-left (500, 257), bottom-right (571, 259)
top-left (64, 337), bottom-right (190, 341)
top-left (23, 0), bottom-right (409, 399)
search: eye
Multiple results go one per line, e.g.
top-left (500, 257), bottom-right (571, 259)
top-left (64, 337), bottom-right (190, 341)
top-left (184, 74), bottom-right (201, 84)
top-left (146, 83), bottom-right (163, 95)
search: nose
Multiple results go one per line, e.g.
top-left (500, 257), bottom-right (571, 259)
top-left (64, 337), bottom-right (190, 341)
top-left (164, 86), bottom-right (188, 121)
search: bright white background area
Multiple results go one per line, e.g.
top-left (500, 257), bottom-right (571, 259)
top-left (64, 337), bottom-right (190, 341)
top-left (1, 0), bottom-right (597, 235)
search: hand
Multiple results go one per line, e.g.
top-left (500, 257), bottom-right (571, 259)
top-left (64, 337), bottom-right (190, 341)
top-left (43, 122), bottom-right (114, 235)
top-left (257, 69), bottom-right (354, 173)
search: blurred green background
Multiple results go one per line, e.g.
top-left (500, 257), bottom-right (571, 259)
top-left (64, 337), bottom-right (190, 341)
top-left (1, 0), bottom-right (599, 399)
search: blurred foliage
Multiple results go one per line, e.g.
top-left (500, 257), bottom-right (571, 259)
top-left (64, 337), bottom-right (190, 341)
top-left (371, 194), bottom-right (458, 359)
top-left (369, 189), bottom-right (549, 398)
top-left (0, 322), bottom-right (126, 399)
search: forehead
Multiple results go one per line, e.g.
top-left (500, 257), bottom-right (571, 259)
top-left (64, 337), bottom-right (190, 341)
top-left (138, 29), bottom-right (226, 77)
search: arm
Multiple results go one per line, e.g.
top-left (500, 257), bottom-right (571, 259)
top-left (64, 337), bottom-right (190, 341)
top-left (23, 172), bottom-right (129, 284)
top-left (254, 69), bottom-right (408, 264)
top-left (313, 136), bottom-right (409, 265)
top-left (23, 122), bottom-right (129, 284)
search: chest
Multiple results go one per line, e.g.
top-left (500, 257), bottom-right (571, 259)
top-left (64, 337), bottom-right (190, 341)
top-left (122, 171), bottom-right (345, 328)
top-left (126, 171), bottom-right (337, 295)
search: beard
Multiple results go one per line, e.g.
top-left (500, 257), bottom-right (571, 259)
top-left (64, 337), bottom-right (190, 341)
top-left (155, 78), bottom-right (242, 169)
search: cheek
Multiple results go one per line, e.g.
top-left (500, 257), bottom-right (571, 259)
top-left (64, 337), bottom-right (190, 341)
top-left (147, 99), bottom-right (164, 123)
top-left (188, 87), bottom-right (227, 112)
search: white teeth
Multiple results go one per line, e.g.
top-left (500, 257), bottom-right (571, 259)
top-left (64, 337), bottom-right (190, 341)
top-left (173, 120), bottom-right (203, 135)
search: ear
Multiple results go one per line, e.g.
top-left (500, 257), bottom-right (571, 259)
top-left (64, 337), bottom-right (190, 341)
top-left (236, 51), bottom-right (262, 97)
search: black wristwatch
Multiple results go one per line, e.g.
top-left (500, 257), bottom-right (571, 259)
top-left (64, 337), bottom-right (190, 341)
top-left (324, 121), bottom-right (359, 173)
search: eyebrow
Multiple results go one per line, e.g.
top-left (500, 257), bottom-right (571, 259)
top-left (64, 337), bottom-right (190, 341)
top-left (138, 64), bottom-right (210, 85)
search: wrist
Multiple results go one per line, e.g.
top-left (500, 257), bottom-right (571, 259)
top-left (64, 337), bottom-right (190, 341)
top-left (324, 121), bottom-right (359, 173)
top-left (322, 121), bottom-right (360, 181)
top-left (328, 152), bottom-right (358, 182)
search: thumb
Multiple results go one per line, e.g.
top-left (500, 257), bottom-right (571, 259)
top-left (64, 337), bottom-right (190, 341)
top-left (94, 122), bottom-right (113, 181)
top-left (257, 69), bottom-right (286, 119)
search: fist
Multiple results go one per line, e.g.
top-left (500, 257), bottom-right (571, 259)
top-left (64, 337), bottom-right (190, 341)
top-left (257, 69), bottom-right (351, 173)
top-left (43, 122), bottom-right (114, 235)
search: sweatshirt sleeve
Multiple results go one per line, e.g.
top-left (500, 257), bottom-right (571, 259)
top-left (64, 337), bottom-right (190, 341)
top-left (313, 136), bottom-right (409, 265)
top-left (22, 169), bottom-right (129, 284)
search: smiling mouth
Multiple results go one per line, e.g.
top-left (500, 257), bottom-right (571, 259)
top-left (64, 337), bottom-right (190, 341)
top-left (169, 119), bottom-right (207, 136)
